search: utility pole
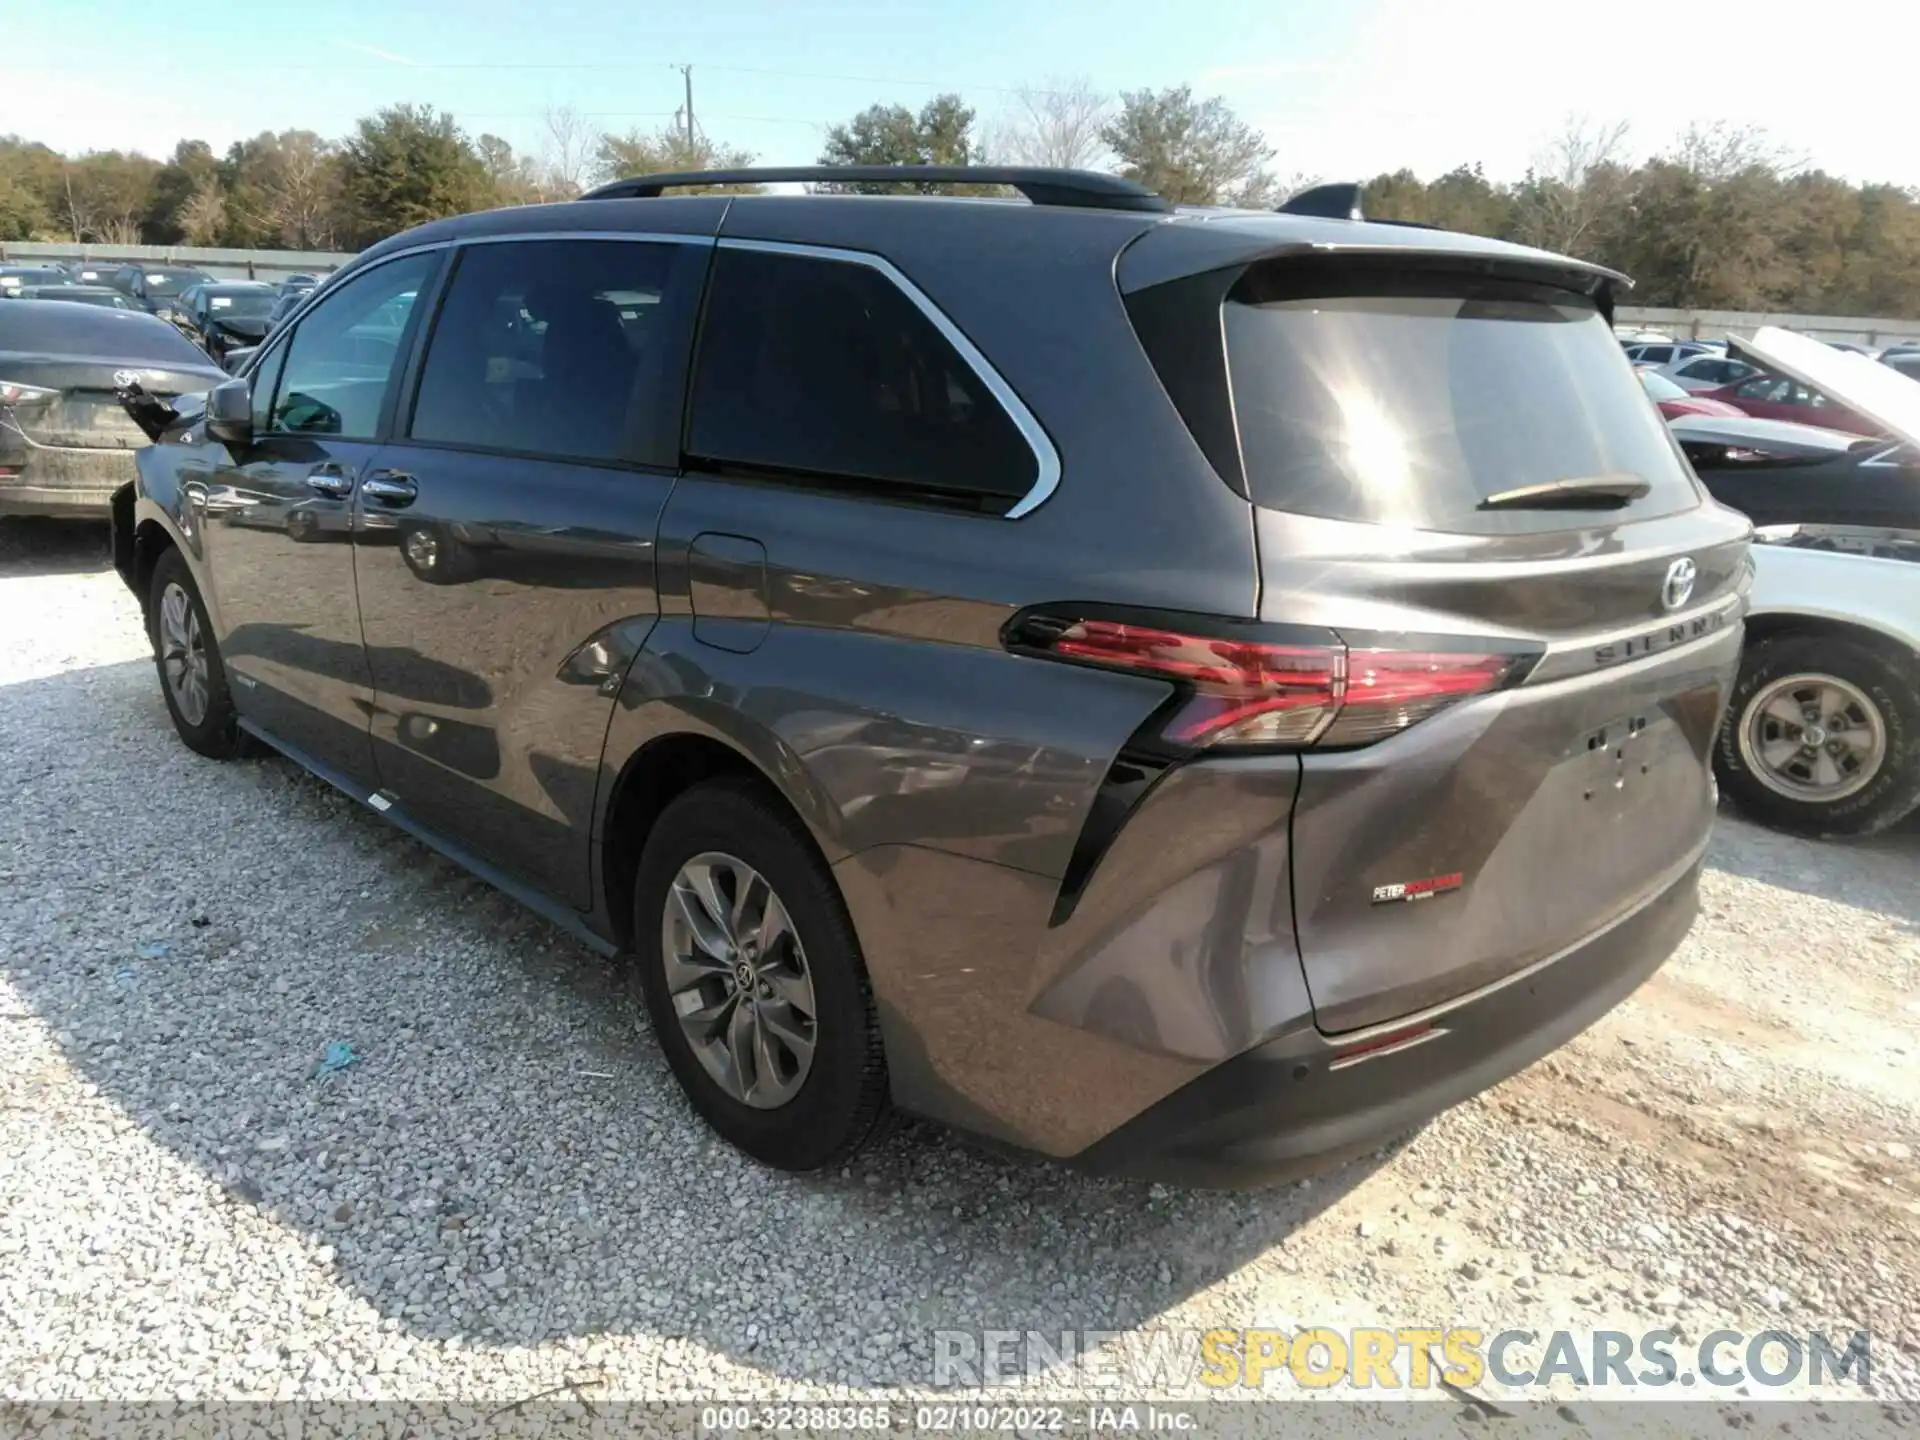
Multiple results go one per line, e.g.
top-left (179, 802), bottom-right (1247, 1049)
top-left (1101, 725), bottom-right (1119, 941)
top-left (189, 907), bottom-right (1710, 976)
top-left (675, 63), bottom-right (695, 146)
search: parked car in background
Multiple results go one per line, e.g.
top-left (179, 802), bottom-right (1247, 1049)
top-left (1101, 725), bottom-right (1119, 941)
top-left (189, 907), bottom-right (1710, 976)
top-left (170, 281), bottom-right (278, 365)
top-left (4, 284), bottom-right (137, 310)
top-left (1654, 351), bottom-right (1757, 393)
top-left (279, 273), bottom-right (320, 293)
top-left (1881, 350), bottom-right (1920, 382)
top-left (262, 286), bottom-right (308, 335)
top-left (1692, 328), bottom-right (1920, 838)
top-left (1671, 413), bottom-right (1909, 528)
top-left (1639, 369), bottom-right (1745, 419)
top-left (1701, 371), bottom-right (1881, 435)
top-left (1624, 339), bottom-right (1718, 368)
top-left (67, 263), bottom-right (118, 287)
top-left (110, 264), bottom-right (218, 316)
top-left (0, 266), bottom-right (73, 295)
top-left (113, 166), bottom-right (1749, 1186)
top-left (0, 301), bottom-right (226, 519)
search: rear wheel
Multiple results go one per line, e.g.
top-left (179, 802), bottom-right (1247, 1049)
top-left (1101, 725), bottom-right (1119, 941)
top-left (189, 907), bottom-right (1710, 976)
top-left (1716, 633), bottom-right (1920, 838)
top-left (147, 547), bottom-right (249, 760)
top-left (631, 779), bottom-right (889, 1170)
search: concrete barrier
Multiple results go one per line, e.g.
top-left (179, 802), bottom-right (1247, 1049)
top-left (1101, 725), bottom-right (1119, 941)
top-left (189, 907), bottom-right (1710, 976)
top-left (0, 241), bottom-right (350, 285)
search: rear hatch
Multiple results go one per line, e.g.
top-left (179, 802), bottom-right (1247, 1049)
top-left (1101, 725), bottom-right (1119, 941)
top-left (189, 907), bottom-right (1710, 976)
top-left (0, 303), bottom-right (223, 451)
top-left (3, 357), bottom-right (218, 449)
top-left (1122, 221), bottom-right (1752, 1033)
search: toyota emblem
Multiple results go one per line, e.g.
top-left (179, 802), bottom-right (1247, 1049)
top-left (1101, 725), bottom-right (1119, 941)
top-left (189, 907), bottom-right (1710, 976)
top-left (1661, 556), bottom-right (1697, 612)
top-left (113, 370), bottom-right (141, 389)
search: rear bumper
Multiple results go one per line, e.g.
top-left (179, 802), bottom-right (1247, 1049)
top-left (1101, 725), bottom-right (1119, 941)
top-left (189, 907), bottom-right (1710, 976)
top-left (1072, 853), bottom-right (1701, 1187)
top-left (0, 433), bottom-right (134, 518)
top-left (0, 483), bottom-right (119, 519)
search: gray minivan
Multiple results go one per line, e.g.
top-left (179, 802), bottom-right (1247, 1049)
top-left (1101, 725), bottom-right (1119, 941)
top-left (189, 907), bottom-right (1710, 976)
top-left (112, 167), bottom-right (1750, 1185)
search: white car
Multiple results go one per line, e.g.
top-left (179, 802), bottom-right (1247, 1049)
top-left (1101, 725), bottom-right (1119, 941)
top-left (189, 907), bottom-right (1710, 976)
top-left (1655, 350), bottom-right (1759, 393)
top-left (1711, 328), bottom-right (1920, 838)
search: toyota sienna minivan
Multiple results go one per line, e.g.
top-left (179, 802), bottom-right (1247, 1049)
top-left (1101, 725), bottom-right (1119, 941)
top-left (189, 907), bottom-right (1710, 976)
top-left (112, 167), bottom-right (1751, 1184)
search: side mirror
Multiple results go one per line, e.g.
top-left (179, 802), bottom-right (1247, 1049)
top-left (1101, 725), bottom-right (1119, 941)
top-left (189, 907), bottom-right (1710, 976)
top-left (205, 378), bottom-right (252, 447)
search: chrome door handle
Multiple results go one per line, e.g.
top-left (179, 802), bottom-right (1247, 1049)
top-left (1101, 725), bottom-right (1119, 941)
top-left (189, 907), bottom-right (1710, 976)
top-left (360, 470), bottom-right (419, 506)
top-left (306, 465), bottom-right (354, 499)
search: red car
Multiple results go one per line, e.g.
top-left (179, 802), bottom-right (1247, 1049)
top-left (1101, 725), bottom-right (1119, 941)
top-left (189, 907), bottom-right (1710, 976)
top-left (1702, 372), bottom-right (1880, 434)
top-left (1638, 370), bottom-right (1744, 419)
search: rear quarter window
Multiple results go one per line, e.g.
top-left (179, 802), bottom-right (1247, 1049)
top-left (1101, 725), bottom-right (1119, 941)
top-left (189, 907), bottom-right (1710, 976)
top-left (686, 246), bottom-right (1038, 511)
top-left (1224, 272), bottom-right (1702, 534)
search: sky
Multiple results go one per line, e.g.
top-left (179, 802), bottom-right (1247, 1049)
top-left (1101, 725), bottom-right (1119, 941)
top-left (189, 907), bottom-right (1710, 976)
top-left (5, 0), bottom-right (1918, 188)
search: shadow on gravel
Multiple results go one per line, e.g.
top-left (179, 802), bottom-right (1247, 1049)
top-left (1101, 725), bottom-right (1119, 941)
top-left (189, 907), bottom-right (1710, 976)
top-left (1708, 801), bottom-right (1920, 934)
top-left (0, 518), bottom-right (113, 577)
top-left (3, 659), bottom-right (1390, 1392)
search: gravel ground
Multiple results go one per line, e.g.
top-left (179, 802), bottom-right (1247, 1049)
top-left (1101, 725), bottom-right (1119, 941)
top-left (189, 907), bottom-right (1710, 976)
top-left (2, 517), bottom-right (1917, 1428)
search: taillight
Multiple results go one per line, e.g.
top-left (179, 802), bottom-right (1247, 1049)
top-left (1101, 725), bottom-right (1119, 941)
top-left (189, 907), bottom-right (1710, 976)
top-left (1006, 609), bottom-right (1535, 753)
top-left (0, 380), bottom-right (59, 410)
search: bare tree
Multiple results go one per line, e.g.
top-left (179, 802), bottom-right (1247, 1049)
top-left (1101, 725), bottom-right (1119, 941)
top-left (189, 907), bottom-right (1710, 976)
top-left (1671, 120), bottom-right (1801, 182)
top-left (266, 132), bottom-right (339, 248)
top-left (539, 104), bottom-right (593, 199)
top-left (987, 78), bottom-right (1110, 170)
top-left (178, 184), bottom-right (226, 245)
top-left (1510, 115), bottom-right (1635, 255)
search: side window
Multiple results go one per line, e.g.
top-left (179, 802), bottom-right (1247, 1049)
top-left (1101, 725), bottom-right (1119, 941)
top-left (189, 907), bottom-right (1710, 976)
top-left (408, 238), bottom-right (696, 466)
top-left (687, 246), bottom-right (1038, 508)
top-left (1640, 346), bottom-right (1673, 364)
top-left (1734, 376), bottom-right (1785, 401)
top-left (269, 252), bottom-right (435, 440)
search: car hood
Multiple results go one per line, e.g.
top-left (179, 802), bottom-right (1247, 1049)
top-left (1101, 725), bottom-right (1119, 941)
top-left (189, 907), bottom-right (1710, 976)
top-left (1728, 326), bottom-right (1920, 451)
top-left (1666, 413), bottom-right (1873, 459)
top-left (208, 313), bottom-right (271, 340)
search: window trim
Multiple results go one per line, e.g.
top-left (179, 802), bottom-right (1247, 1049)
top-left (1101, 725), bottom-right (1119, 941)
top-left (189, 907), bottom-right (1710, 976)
top-left (709, 237), bottom-right (1062, 519)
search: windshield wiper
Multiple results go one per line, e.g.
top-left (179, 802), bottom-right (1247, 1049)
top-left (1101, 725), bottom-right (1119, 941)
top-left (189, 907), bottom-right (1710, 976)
top-left (1478, 475), bottom-right (1651, 511)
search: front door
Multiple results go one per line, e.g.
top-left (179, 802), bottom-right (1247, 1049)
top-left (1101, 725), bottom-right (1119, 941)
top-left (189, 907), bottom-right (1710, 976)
top-left (352, 234), bottom-right (709, 906)
top-left (203, 250), bottom-right (442, 785)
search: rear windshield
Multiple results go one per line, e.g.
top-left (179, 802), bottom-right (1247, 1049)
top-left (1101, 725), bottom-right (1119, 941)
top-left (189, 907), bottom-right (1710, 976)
top-left (0, 304), bottom-right (213, 365)
top-left (206, 288), bottom-right (275, 317)
top-left (143, 270), bottom-right (214, 297)
top-left (1225, 273), bottom-right (1701, 532)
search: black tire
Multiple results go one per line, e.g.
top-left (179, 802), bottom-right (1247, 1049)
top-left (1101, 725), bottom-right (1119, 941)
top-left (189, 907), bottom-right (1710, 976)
top-left (1715, 632), bottom-right (1920, 838)
top-left (147, 547), bottom-right (250, 760)
top-left (631, 778), bottom-right (889, 1171)
top-left (400, 524), bottom-right (476, 585)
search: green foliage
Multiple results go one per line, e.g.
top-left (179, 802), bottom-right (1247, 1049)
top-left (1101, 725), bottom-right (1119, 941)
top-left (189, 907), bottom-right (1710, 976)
top-left (592, 127), bottom-right (760, 191)
top-left (338, 105), bottom-right (493, 246)
top-left (1100, 85), bottom-right (1273, 206)
top-left (816, 95), bottom-right (984, 193)
top-left (1365, 142), bottom-right (1920, 317)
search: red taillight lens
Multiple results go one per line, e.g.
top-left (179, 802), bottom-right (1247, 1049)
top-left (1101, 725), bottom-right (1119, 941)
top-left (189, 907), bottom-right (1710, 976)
top-left (1009, 612), bottom-right (1531, 752)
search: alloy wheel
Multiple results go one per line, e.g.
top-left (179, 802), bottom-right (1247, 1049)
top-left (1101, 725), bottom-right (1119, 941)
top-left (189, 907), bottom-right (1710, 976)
top-left (1739, 672), bottom-right (1887, 803)
top-left (661, 852), bottom-right (818, 1109)
top-left (158, 582), bottom-right (210, 728)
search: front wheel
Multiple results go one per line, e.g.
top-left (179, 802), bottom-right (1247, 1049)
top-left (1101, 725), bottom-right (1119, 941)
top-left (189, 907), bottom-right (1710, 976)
top-left (631, 779), bottom-right (889, 1171)
top-left (147, 547), bottom-right (250, 760)
top-left (1716, 633), bottom-right (1920, 838)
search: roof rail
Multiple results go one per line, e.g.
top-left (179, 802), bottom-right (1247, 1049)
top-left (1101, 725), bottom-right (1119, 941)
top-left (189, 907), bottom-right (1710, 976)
top-left (578, 165), bottom-right (1170, 213)
top-left (1276, 182), bottom-right (1366, 221)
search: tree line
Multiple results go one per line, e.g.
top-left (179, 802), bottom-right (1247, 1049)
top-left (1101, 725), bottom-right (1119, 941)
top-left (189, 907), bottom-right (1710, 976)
top-left (4, 87), bottom-right (1917, 318)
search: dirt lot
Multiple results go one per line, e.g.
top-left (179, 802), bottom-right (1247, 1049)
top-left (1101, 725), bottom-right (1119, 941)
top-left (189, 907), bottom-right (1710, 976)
top-left (2, 517), bottom-right (1917, 1425)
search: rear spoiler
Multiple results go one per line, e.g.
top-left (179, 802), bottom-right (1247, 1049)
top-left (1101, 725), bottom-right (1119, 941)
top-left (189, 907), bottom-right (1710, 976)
top-left (1121, 182), bottom-right (1630, 323)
